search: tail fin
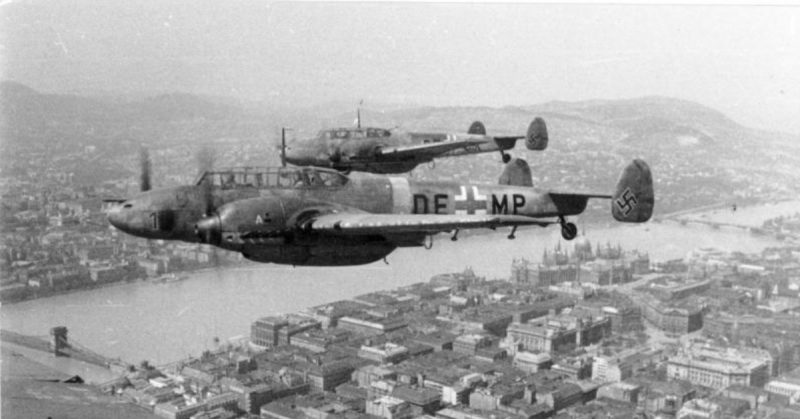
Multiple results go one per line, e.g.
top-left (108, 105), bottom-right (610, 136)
top-left (525, 117), bottom-right (548, 150)
top-left (612, 159), bottom-right (654, 222)
top-left (499, 158), bottom-right (533, 187)
top-left (468, 121), bottom-right (486, 135)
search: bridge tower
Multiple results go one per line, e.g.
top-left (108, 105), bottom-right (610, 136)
top-left (50, 326), bottom-right (68, 357)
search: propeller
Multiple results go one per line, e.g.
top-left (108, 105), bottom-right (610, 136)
top-left (139, 147), bottom-right (152, 192)
top-left (193, 146), bottom-right (222, 267)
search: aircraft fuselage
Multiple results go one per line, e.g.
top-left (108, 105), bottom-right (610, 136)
top-left (108, 167), bottom-right (585, 265)
top-left (285, 128), bottom-right (514, 174)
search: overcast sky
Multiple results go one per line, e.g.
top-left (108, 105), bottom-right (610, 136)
top-left (2, 1), bottom-right (799, 133)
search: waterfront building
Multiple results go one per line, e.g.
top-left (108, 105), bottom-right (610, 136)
top-left (251, 317), bottom-right (289, 348)
top-left (276, 315), bottom-right (321, 346)
top-left (537, 265), bottom-right (579, 286)
top-left (302, 299), bottom-right (369, 329)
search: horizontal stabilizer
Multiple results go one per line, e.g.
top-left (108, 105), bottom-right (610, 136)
top-left (612, 159), bottom-right (654, 222)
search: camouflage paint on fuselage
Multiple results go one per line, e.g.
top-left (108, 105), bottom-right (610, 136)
top-left (107, 166), bottom-right (593, 266)
top-left (274, 174), bottom-right (571, 219)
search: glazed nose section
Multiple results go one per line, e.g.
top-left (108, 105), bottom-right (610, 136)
top-left (107, 201), bottom-right (146, 235)
top-left (107, 202), bottom-right (128, 231)
top-left (284, 146), bottom-right (305, 166)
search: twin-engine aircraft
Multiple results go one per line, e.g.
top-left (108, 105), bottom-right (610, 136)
top-left (107, 158), bottom-right (654, 266)
top-left (283, 118), bottom-right (549, 174)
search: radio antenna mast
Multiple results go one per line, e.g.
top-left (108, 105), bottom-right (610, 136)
top-left (356, 99), bottom-right (363, 128)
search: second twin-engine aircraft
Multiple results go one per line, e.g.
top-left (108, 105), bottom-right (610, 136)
top-left (283, 117), bottom-right (549, 174)
top-left (107, 157), bottom-right (654, 266)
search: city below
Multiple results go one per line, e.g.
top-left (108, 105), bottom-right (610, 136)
top-left (4, 215), bottom-right (800, 419)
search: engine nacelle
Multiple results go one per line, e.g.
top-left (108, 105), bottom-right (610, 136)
top-left (525, 117), bottom-right (548, 151)
top-left (195, 196), bottom-right (287, 247)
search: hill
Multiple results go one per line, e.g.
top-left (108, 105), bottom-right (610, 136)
top-left (2, 81), bottom-right (798, 214)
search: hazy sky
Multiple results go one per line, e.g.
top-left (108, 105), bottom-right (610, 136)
top-left (2, 1), bottom-right (799, 133)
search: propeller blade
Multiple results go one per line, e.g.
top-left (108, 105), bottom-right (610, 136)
top-left (196, 147), bottom-right (216, 216)
top-left (196, 147), bottom-right (215, 177)
top-left (139, 147), bottom-right (151, 192)
top-left (202, 178), bottom-right (214, 216)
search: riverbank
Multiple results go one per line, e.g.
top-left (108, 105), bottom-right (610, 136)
top-left (1, 261), bottom-right (238, 305)
top-left (1, 344), bottom-right (156, 418)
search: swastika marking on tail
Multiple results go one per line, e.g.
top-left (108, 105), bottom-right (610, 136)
top-left (615, 188), bottom-right (638, 216)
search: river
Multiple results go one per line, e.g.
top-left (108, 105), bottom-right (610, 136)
top-left (2, 204), bottom-right (794, 368)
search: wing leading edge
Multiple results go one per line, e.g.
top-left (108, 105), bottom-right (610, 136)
top-left (308, 213), bottom-right (553, 235)
top-left (376, 138), bottom-right (489, 159)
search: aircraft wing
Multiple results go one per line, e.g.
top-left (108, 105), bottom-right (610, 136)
top-left (308, 212), bottom-right (553, 235)
top-left (375, 138), bottom-right (489, 159)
